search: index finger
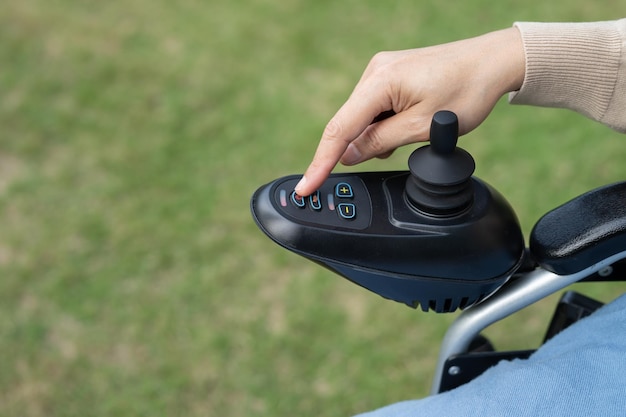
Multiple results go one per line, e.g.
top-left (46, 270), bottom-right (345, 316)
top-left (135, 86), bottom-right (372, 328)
top-left (295, 90), bottom-right (389, 196)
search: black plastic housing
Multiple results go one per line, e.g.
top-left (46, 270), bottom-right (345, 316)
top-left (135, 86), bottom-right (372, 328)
top-left (251, 171), bottom-right (525, 312)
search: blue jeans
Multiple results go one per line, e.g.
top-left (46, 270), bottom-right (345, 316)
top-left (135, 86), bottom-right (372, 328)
top-left (355, 293), bottom-right (626, 416)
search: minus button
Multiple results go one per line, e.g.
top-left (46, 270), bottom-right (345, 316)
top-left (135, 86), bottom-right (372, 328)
top-left (337, 203), bottom-right (356, 220)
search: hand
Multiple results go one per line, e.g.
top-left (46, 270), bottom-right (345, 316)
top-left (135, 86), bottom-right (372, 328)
top-left (295, 27), bottom-right (525, 196)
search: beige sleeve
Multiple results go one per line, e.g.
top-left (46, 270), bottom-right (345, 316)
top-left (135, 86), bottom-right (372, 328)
top-left (509, 19), bottom-right (626, 133)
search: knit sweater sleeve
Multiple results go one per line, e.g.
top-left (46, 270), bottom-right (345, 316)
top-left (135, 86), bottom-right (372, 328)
top-left (509, 19), bottom-right (626, 133)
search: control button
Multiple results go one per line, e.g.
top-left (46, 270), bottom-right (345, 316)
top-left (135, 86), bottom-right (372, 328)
top-left (336, 182), bottom-right (354, 198)
top-left (309, 191), bottom-right (322, 211)
top-left (290, 191), bottom-right (306, 208)
top-left (337, 203), bottom-right (356, 220)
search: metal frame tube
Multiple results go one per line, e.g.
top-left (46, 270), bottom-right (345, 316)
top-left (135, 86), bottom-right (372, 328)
top-left (430, 250), bottom-right (626, 395)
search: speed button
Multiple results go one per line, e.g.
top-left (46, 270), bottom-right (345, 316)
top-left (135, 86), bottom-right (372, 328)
top-left (337, 203), bottom-right (356, 220)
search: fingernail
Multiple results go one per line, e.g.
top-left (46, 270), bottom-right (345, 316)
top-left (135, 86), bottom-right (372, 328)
top-left (341, 144), bottom-right (362, 166)
top-left (294, 175), bottom-right (307, 194)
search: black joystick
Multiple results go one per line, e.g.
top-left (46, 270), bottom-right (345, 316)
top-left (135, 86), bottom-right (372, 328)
top-left (405, 111), bottom-right (475, 216)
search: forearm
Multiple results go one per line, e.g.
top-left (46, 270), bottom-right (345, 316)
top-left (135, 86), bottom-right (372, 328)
top-left (509, 19), bottom-right (626, 132)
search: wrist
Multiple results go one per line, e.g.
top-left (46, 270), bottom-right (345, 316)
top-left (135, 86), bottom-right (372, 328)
top-left (480, 27), bottom-right (526, 96)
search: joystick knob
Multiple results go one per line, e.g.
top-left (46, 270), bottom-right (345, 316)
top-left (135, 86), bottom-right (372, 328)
top-left (405, 111), bottom-right (475, 216)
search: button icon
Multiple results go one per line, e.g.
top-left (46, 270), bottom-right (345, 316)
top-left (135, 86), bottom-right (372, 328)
top-left (309, 191), bottom-right (322, 211)
top-left (337, 203), bottom-right (356, 220)
top-left (326, 193), bottom-right (335, 211)
top-left (335, 182), bottom-right (353, 198)
top-left (290, 191), bottom-right (306, 208)
top-left (279, 189), bottom-right (288, 207)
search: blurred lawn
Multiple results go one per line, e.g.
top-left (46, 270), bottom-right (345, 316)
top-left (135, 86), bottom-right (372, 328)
top-left (1, 0), bottom-right (626, 416)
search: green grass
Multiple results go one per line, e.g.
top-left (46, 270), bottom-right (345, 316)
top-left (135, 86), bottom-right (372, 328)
top-left (1, 0), bottom-right (626, 416)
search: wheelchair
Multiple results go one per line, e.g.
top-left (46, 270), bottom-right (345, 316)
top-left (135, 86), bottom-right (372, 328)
top-left (250, 111), bottom-right (626, 395)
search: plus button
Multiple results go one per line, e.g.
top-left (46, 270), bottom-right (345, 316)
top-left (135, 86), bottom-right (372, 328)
top-left (335, 182), bottom-right (354, 198)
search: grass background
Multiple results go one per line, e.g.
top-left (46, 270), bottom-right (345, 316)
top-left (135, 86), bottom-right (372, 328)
top-left (2, 0), bottom-right (626, 416)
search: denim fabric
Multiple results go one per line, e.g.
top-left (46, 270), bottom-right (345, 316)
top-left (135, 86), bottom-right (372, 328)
top-left (355, 293), bottom-right (626, 417)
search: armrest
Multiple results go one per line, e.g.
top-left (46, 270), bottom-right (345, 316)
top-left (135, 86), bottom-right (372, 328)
top-left (530, 181), bottom-right (626, 275)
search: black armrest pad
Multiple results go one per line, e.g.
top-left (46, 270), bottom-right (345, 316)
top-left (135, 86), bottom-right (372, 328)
top-left (530, 182), bottom-right (626, 275)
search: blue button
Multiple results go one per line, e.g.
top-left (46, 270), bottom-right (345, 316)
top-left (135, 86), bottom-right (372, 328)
top-left (335, 182), bottom-right (353, 198)
top-left (290, 191), bottom-right (305, 208)
top-left (337, 203), bottom-right (356, 220)
top-left (309, 191), bottom-right (322, 211)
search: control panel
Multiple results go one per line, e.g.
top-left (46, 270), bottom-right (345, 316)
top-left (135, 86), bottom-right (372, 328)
top-left (271, 176), bottom-right (372, 230)
top-left (250, 111), bottom-right (526, 312)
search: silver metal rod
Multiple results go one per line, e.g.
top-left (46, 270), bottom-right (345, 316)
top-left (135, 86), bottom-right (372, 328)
top-left (430, 250), bottom-right (626, 395)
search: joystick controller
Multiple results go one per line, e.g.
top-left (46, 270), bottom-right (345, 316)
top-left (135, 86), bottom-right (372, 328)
top-left (405, 111), bottom-right (475, 216)
top-left (251, 111), bottom-right (525, 312)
